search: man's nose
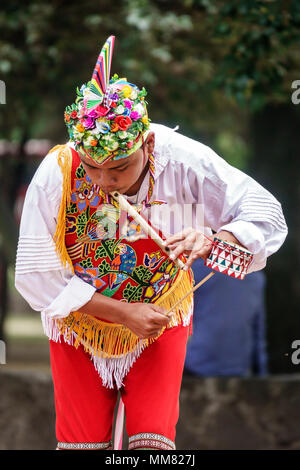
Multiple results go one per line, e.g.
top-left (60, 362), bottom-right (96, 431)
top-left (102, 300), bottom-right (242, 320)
top-left (97, 171), bottom-right (117, 188)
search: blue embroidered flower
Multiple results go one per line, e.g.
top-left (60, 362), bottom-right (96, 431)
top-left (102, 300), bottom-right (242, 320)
top-left (74, 264), bottom-right (106, 290)
top-left (71, 175), bottom-right (100, 212)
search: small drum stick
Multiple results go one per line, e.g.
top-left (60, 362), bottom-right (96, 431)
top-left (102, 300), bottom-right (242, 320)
top-left (165, 270), bottom-right (215, 317)
top-left (110, 191), bottom-right (186, 269)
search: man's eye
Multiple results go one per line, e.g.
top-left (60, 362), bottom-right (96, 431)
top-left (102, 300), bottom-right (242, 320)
top-left (115, 166), bottom-right (128, 172)
top-left (84, 164), bottom-right (98, 171)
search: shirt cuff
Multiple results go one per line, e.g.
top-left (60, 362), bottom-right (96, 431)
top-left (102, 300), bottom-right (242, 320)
top-left (42, 275), bottom-right (96, 319)
top-left (217, 219), bottom-right (266, 273)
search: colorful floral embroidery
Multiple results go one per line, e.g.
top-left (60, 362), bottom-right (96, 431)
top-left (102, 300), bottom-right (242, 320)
top-left (71, 174), bottom-right (100, 213)
top-left (143, 250), bottom-right (164, 270)
top-left (122, 218), bottom-right (147, 242)
top-left (65, 152), bottom-right (182, 306)
top-left (74, 264), bottom-right (106, 290)
top-left (143, 260), bottom-right (177, 302)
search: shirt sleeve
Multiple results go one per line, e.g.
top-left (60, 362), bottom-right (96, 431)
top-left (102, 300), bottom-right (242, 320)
top-left (181, 140), bottom-right (288, 273)
top-left (15, 157), bottom-right (96, 319)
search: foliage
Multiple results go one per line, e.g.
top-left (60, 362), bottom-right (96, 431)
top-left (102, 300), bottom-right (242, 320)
top-left (1, 0), bottom-right (299, 144)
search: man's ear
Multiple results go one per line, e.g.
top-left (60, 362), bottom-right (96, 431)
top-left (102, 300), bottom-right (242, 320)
top-left (145, 132), bottom-right (155, 154)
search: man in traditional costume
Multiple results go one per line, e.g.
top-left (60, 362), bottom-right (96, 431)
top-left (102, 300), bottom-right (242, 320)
top-left (15, 36), bottom-right (287, 450)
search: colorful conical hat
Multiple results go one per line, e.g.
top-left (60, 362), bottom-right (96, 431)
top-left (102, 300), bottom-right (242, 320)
top-left (85, 35), bottom-right (115, 111)
top-left (64, 36), bottom-right (150, 165)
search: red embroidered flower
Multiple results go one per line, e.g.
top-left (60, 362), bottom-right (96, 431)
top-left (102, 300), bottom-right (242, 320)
top-left (95, 105), bottom-right (110, 116)
top-left (114, 116), bottom-right (132, 131)
top-left (70, 110), bottom-right (78, 119)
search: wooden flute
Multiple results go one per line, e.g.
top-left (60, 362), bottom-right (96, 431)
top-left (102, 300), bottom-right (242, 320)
top-left (110, 191), bottom-right (217, 320)
top-left (109, 191), bottom-right (186, 270)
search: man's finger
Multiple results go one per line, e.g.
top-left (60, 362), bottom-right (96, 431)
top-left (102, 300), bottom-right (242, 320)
top-left (163, 234), bottom-right (185, 247)
top-left (163, 228), bottom-right (194, 246)
top-left (183, 251), bottom-right (201, 270)
top-left (151, 304), bottom-right (166, 314)
top-left (183, 244), bottom-right (212, 270)
top-left (169, 233), bottom-right (199, 260)
top-left (151, 305), bottom-right (171, 321)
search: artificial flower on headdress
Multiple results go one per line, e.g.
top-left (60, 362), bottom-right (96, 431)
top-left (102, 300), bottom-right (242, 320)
top-left (64, 35), bottom-right (150, 165)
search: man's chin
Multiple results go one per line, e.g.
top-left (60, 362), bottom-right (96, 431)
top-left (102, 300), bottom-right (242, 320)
top-left (114, 187), bottom-right (130, 195)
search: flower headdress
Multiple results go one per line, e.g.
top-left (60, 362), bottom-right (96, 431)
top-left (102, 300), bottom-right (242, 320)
top-left (64, 36), bottom-right (150, 165)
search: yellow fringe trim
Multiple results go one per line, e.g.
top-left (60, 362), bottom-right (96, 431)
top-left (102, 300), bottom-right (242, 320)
top-left (49, 144), bottom-right (74, 273)
top-left (56, 268), bottom-right (194, 358)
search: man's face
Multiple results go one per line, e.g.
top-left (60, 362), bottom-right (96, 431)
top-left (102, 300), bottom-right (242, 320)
top-left (78, 132), bottom-right (155, 195)
top-left (78, 146), bottom-right (146, 195)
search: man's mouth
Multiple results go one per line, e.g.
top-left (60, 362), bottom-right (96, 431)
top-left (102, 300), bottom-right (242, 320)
top-left (101, 188), bottom-right (120, 194)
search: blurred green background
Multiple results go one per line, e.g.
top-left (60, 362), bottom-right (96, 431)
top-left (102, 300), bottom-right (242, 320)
top-left (0, 0), bottom-right (299, 373)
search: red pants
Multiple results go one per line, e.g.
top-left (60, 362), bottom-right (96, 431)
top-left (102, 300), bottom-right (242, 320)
top-left (50, 324), bottom-right (189, 450)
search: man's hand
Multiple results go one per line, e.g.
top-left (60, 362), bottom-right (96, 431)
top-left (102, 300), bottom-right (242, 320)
top-left (163, 228), bottom-right (244, 271)
top-left (214, 230), bottom-right (246, 248)
top-left (122, 302), bottom-right (171, 339)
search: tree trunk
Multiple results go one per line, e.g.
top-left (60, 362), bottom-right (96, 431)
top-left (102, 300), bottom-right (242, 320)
top-left (249, 102), bottom-right (300, 373)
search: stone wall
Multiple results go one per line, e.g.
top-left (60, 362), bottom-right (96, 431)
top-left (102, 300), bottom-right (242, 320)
top-left (177, 375), bottom-right (300, 449)
top-left (0, 370), bottom-right (56, 450)
top-left (1, 370), bottom-right (300, 450)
